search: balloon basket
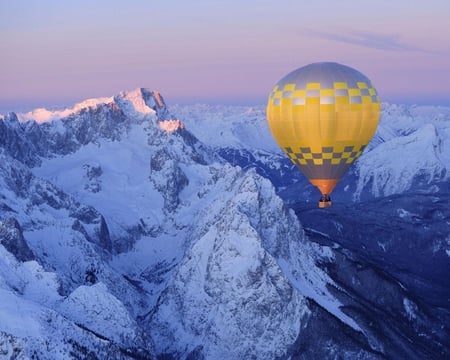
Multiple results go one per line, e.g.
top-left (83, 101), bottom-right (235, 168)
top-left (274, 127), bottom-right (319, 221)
top-left (318, 195), bottom-right (332, 208)
top-left (318, 200), bottom-right (332, 208)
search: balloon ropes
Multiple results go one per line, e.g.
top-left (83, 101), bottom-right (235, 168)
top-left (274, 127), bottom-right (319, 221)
top-left (266, 62), bottom-right (380, 208)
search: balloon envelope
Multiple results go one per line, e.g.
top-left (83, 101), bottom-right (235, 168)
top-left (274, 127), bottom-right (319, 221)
top-left (266, 62), bottom-right (380, 197)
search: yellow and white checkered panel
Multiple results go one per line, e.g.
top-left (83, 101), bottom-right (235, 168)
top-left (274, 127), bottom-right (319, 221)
top-left (266, 62), bottom-right (380, 182)
top-left (269, 81), bottom-right (379, 107)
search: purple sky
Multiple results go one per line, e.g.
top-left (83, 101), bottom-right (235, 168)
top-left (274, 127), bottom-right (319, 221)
top-left (1, 0), bottom-right (450, 112)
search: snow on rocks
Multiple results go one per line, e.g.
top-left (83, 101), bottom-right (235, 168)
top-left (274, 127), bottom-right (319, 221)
top-left (355, 123), bottom-right (448, 199)
top-left (158, 119), bottom-right (185, 133)
top-left (58, 282), bottom-right (143, 346)
top-left (147, 165), bottom-right (342, 359)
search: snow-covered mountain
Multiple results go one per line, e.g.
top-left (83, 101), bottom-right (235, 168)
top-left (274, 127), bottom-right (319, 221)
top-left (173, 102), bottom-right (450, 202)
top-left (0, 88), bottom-right (448, 359)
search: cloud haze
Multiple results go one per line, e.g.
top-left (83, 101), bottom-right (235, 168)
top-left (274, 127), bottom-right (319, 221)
top-left (305, 29), bottom-right (427, 53)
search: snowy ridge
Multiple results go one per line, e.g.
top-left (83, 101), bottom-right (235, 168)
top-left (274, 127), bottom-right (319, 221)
top-left (18, 97), bottom-right (114, 123)
top-left (173, 102), bottom-right (450, 200)
top-left (355, 123), bottom-right (448, 199)
top-left (16, 87), bottom-right (176, 124)
top-left (351, 103), bottom-right (450, 198)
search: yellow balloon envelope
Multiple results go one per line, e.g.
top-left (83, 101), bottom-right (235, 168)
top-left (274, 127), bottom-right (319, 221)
top-left (266, 62), bottom-right (380, 207)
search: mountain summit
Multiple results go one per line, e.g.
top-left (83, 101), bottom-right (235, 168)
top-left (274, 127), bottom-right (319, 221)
top-left (17, 88), bottom-right (173, 123)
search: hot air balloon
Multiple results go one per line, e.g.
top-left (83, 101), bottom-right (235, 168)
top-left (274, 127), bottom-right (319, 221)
top-left (266, 62), bottom-right (380, 208)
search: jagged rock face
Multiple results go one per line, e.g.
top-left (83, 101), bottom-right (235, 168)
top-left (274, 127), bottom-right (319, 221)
top-left (0, 154), bottom-right (117, 299)
top-left (0, 153), bottom-right (112, 252)
top-left (70, 211), bottom-right (112, 253)
top-left (150, 148), bottom-right (189, 212)
top-left (62, 103), bottom-right (127, 147)
top-left (0, 113), bottom-right (42, 166)
top-left (141, 89), bottom-right (172, 121)
top-left (0, 218), bottom-right (34, 262)
top-left (83, 163), bottom-right (103, 193)
top-left (148, 166), bottom-right (312, 359)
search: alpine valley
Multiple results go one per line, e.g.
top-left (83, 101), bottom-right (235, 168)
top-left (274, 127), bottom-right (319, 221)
top-left (0, 88), bottom-right (448, 359)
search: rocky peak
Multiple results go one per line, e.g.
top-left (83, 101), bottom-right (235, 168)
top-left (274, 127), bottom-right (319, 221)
top-left (112, 87), bottom-right (174, 122)
top-left (147, 165), bottom-right (311, 359)
top-left (158, 119), bottom-right (185, 133)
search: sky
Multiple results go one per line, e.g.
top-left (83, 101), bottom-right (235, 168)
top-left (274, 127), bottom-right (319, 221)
top-left (1, 0), bottom-right (450, 112)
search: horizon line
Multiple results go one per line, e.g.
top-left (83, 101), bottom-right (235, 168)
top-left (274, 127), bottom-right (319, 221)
top-left (1, 94), bottom-right (450, 114)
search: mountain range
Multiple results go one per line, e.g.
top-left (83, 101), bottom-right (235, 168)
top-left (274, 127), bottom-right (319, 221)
top-left (0, 88), bottom-right (448, 359)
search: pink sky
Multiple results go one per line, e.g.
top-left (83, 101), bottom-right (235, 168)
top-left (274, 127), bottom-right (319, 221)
top-left (1, 0), bottom-right (450, 112)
